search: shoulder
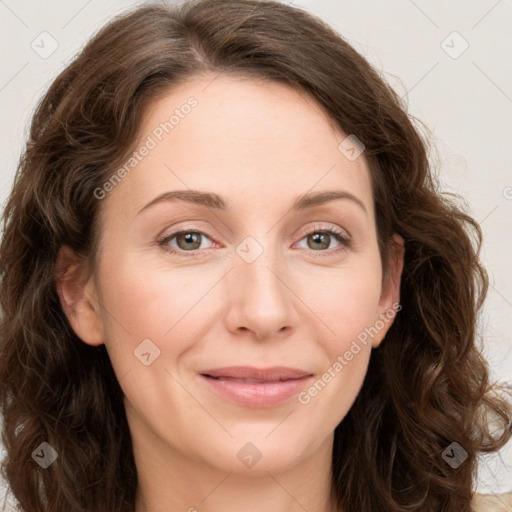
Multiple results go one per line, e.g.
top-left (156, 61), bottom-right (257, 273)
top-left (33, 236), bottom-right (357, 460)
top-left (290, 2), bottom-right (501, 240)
top-left (472, 492), bottom-right (512, 511)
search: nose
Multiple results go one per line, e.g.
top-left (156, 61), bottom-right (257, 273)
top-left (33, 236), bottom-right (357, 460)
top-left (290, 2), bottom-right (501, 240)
top-left (223, 241), bottom-right (300, 341)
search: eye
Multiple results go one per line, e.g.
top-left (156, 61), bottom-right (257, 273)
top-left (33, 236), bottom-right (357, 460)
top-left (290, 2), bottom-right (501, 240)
top-left (158, 230), bottom-right (214, 255)
top-left (157, 224), bottom-right (351, 257)
top-left (295, 225), bottom-right (351, 254)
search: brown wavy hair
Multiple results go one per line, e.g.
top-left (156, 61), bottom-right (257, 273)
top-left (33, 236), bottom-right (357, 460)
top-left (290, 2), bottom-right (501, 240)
top-left (0, 1), bottom-right (510, 511)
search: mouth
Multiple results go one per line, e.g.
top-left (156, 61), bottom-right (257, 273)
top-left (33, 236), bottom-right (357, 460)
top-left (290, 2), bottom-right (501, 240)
top-left (199, 366), bottom-right (313, 407)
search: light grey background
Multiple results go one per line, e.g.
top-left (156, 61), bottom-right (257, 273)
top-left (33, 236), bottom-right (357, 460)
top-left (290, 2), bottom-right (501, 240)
top-left (0, 0), bottom-right (510, 505)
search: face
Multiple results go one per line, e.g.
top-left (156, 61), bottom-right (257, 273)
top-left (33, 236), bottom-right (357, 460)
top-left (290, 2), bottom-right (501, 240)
top-left (58, 73), bottom-right (403, 476)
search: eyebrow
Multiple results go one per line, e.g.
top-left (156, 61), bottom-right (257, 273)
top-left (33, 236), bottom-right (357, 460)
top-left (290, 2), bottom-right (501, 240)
top-left (136, 189), bottom-right (367, 216)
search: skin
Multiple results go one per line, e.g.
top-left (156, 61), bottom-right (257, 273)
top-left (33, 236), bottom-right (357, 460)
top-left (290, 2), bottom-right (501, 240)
top-left (56, 73), bottom-right (404, 512)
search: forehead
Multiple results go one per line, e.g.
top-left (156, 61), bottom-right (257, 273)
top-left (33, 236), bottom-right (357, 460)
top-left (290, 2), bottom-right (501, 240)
top-left (107, 73), bottom-right (374, 219)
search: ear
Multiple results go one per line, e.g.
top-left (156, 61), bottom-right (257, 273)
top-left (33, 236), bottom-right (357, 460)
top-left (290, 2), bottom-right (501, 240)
top-left (372, 233), bottom-right (405, 348)
top-left (55, 245), bottom-right (104, 346)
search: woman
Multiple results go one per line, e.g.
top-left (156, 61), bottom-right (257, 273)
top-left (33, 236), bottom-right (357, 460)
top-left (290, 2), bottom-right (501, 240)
top-left (0, 1), bottom-right (510, 511)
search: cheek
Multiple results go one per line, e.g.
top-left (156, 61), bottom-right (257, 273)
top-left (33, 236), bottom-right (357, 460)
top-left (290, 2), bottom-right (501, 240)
top-left (300, 258), bottom-right (383, 344)
top-left (294, 259), bottom-right (382, 402)
top-left (294, 268), bottom-right (380, 421)
top-left (95, 254), bottom-right (216, 434)
top-left (96, 252), bottom-right (211, 369)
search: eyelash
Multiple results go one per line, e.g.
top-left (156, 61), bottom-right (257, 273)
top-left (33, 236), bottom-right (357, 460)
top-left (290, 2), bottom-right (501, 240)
top-left (157, 224), bottom-right (351, 258)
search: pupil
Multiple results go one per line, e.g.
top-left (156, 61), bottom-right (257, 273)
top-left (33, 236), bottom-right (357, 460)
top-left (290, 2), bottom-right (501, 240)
top-left (179, 232), bottom-right (201, 250)
top-left (310, 232), bottom-right (329, 250)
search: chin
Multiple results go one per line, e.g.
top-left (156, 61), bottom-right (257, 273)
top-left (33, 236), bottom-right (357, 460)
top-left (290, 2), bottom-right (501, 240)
top-left (194, 429), bottom-right (319, 475)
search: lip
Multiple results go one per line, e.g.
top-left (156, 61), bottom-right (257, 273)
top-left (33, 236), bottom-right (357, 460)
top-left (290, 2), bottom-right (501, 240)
top-left (199, 366), bottom-right (314, 407)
